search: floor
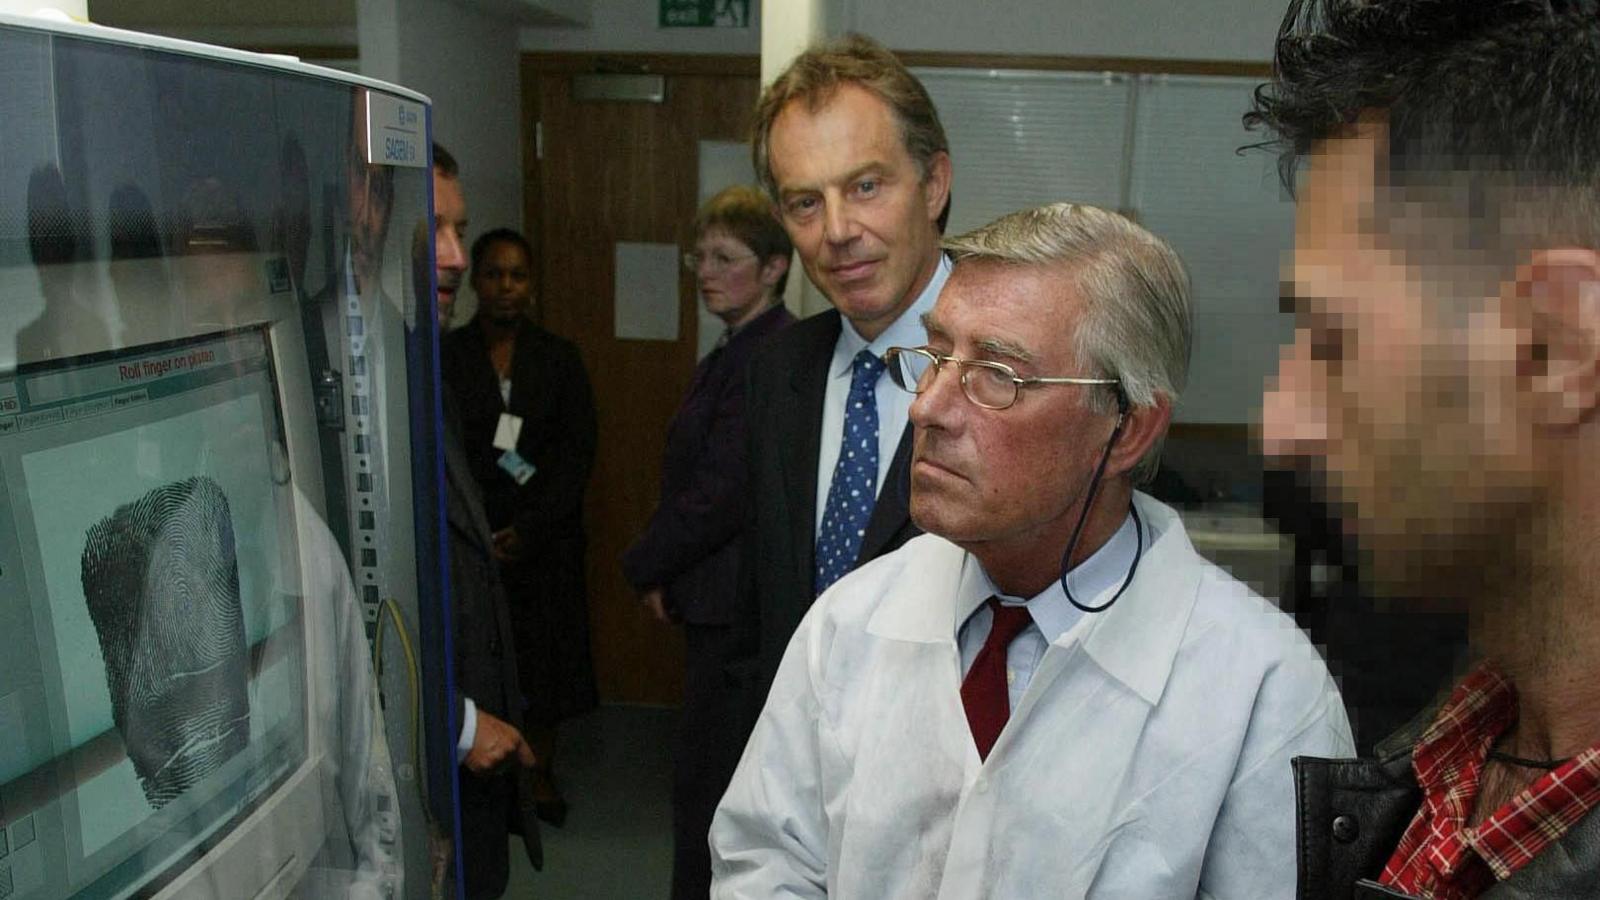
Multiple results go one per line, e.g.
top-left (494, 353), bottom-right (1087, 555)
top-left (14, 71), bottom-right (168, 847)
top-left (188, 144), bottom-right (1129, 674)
top-left (499, 705), bottom-right (676, 899)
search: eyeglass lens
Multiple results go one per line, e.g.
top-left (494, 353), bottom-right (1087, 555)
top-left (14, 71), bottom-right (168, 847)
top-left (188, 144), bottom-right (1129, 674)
top-left (889, 350), bottom-right (1017, 409)
top-left (683, 251), bottom-right (750, 272)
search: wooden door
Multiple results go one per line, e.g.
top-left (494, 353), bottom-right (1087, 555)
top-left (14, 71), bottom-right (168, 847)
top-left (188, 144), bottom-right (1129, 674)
top-left (522, 55), bottom-right (760, 705)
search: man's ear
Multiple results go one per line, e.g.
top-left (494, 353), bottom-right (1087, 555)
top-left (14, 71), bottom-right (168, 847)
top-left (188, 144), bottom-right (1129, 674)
top-left (921, 151), bottom-right (953, 225)
top-left (1517, 248), bottom-right (1600, 428)
top-left (760, 253), bottom-right (790, 289)
top-left (1106, 393), bottom-right (1172, 479)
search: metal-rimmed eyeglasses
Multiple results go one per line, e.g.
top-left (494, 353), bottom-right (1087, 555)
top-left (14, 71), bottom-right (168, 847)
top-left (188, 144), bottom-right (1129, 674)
top-left (883, 346), bottom-right (1121, 411)
top-left (682, 249), bottom-right (757, 273)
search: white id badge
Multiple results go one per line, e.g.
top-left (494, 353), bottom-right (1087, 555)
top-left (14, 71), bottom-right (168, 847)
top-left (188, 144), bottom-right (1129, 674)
top-left (492, 412), bottom-right (523, 451)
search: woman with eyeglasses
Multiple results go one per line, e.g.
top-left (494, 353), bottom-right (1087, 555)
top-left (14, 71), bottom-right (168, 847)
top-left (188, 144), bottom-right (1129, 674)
top-left (622, 184), bottom-right (794, 900)
top-left (440, 226), bottom-right (598, 828)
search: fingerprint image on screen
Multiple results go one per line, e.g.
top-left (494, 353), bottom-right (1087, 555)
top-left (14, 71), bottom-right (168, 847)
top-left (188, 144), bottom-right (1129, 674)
top-left (79, 475), bottom-right (251, 810)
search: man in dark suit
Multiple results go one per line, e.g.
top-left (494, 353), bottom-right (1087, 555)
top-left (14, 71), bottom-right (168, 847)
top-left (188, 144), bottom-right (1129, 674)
top-left (735, 33), bottom-right (954, 698)
top-left (429, 144), bottom-right (536, 900)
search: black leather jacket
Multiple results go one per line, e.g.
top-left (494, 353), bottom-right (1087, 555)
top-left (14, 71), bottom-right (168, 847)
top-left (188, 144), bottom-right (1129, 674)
top-left (1294, 711), bottom-right (1600, 899)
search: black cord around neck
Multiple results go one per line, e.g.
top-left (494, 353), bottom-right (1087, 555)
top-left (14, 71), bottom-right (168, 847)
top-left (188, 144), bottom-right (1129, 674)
top-left (1487, 748), bottom-right (1572, 770)
top-left (1060, 409), bottom-right (1142, 614)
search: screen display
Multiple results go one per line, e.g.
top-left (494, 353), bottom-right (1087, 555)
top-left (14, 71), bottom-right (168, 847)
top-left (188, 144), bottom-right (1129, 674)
top-left (0, 328), bottom-right (308, 900)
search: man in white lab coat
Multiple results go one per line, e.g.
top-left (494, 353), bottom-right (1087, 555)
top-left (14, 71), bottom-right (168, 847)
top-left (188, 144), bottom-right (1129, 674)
top-left (710, 203), bottom-right (1354, 898)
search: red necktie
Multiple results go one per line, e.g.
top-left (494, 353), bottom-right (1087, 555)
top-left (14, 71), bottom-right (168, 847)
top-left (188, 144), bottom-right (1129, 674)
top-left (960, 597), bottom-right (1034, 761)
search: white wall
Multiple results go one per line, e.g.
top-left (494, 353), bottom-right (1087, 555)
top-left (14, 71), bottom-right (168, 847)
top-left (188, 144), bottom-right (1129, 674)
top-left (361, 0), bottom-right (524, 324)
top-left (521, 0), bottom-right (1282, 61)
top-left (845, 0), bottom-right (1284, 60)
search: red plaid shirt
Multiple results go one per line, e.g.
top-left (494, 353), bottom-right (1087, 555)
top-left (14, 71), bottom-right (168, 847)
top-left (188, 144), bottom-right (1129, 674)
top-left (1379, 663), bottom-right (1600, 899)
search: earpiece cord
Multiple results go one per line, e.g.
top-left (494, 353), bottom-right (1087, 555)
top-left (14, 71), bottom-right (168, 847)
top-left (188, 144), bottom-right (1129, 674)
top-left (1060, 409), bottom-right (1143, 614)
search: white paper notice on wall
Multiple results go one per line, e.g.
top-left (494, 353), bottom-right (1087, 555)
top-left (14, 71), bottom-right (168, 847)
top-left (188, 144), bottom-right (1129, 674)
top-left (614, 242), bottom-right (680, 341)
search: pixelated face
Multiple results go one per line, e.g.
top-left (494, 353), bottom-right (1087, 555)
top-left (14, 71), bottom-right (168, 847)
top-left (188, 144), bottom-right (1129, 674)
top-left (767, 84), bottom-right (950, 340)
top-left (471, 238), bottom-right (533, 326)
top-left (432, 170), bottom-right (467, 328)
top-left (1261, 128), bottom-right (1543, 595)
top-left (909, 259), bottom-right (1121, 551)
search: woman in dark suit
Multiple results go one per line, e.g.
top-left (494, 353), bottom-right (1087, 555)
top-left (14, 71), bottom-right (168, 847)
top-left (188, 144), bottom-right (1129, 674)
top-left (440, 227), bottom-right (598, 825)
top-left (622, 185), bottom-right (794, 900)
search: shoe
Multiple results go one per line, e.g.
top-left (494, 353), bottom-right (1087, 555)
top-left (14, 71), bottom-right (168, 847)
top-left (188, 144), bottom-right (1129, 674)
top-left (532, 771), bottom-right (568, 828)
top-left (535, 796), bottom-right (568, 828)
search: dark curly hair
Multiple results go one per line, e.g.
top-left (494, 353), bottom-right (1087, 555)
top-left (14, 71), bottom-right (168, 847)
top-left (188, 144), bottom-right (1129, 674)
top-left (1246, 0), bottom-right (1600, 263)
top-left (470, 227), bottom-right (534, 273)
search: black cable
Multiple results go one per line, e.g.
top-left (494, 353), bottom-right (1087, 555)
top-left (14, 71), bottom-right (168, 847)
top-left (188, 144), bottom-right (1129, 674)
top-left (1487, 748), bottom-right (1572, 770)
top-left (1061, 392), bottom-right (1143, 614)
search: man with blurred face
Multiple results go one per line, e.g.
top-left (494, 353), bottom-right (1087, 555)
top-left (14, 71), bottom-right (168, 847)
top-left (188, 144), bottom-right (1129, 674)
top-left (733, 32), bottom-right (954, 709)
top-left (429, 143), bottom-right (536, 899)
top-left (1249, 1), bottom-right (1600, 896)
top-left (711, 203), bottom-right (1350, 898)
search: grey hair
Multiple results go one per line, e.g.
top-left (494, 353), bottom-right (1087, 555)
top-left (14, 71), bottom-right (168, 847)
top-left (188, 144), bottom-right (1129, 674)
top-left (942, 203), bottom-right (1192, 484)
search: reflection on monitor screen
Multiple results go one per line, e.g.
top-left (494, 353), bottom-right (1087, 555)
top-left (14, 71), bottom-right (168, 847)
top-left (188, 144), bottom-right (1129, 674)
top-left (0, 328), bottom-right (309, 899)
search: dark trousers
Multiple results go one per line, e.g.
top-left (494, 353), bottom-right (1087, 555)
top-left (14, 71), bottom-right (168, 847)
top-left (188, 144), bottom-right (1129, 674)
top-left (458, 767), bottom-right (513, 900)
top-left (671, 623), bottom-right (746, 900)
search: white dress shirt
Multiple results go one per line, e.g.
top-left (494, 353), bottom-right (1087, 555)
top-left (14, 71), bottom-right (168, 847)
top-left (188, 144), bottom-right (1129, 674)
top-left (457, 698), bottom-right (478, 761)
top-left (814, 254), bottom-right (952, 536)
top-left (711, 493), bottom-right (1354, 900)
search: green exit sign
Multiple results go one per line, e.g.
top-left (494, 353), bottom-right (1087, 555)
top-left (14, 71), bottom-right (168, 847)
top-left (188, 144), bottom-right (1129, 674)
top-left (660, 0), bottom-right (750, 27)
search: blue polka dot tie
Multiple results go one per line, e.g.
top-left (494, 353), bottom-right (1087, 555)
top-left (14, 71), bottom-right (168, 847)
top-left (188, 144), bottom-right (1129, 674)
top-left (815, 350), bottom-right (885, 596)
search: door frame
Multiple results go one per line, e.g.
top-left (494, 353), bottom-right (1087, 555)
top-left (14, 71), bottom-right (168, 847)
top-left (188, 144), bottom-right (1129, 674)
top-left (517, 53), bottom-right (762, 705)
top-left (520, 54), bottom-right (761, 328)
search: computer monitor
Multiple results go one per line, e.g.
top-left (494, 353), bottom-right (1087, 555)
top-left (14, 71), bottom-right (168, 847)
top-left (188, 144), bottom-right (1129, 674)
top-left (0, 327), bottom-right (334, 900)
top-left (0, 328), bottom-right (360, 896)
top-left (0, 14), bottom-right (446, 899)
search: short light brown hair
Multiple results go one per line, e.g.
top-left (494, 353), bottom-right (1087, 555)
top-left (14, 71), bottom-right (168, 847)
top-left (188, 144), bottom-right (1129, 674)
top-left (752, 33), bottom-right (949, 202)
top-left (945, 204), bottom-right (1192, 485)
top-left (694, 184), bottom-right (794, 294)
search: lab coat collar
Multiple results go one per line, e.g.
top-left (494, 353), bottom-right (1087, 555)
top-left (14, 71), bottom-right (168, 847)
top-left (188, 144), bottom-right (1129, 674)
top-left (950, 512), bottom-right (1138, 643)
top-left (864, 492), bottom-right (1202, 708)
top-left (1074, 493), bottom-right (1201, 707)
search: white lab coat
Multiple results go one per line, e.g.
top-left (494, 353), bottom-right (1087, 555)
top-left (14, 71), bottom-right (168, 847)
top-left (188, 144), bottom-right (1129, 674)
top-left (711, 493), bottom-right (1353, 899)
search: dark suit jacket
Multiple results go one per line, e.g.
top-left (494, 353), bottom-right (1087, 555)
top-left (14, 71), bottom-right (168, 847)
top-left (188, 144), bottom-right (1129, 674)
top-left (733, 308), bottom-right (921, 691)
top-left (441, 393), bottom-right (534, 895)
top-left (440, 318), bottom-right (599, 724)
top-left (623, 304), bottom-right (794, 624)
top-left (442, 394), bottom-right (520, 731)
top-left (440, 319), bottom-right (596, 554)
